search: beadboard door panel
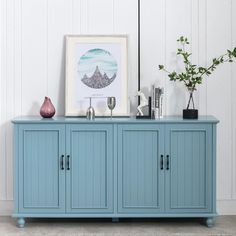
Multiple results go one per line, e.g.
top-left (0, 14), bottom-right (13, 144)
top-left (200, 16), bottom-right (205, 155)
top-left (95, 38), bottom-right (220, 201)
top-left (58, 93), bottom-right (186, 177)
top-left (18, 124), bottom-right (66, 213)
top-left (66, 124), bottom-right (113, 213)
top-left (165, 124), bottom-right (213, 213)
top-left (117, 124), bottom-right (165, 213)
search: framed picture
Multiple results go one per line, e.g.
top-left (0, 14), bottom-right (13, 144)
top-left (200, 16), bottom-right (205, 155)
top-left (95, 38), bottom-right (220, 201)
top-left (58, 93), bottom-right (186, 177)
top-left (65, 35), bottom-right (128, 117)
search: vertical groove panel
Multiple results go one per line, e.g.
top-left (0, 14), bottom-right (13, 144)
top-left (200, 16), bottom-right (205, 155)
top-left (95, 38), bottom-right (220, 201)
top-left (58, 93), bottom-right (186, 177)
top-left (232, 0), bottom-right (236, 199)
top-left (207, 0), bottom-right (232, 200)
top-left (6, 0), bottom-right (15, 200)
top-left (170, 129), bottom-right (207, 209)
top-left (68, 125), bottom-right (113, 212)
top-left (118, 124), bottom-right (165, 213)
top-left (23, 130), bottom-right (60, 208)
top-left (198, 0), bottom-right (208, 116)
top-left (0, 0), bottom-right (7, 201)
top-left (122, 130), bottom-right (158, 208)
top-left (88, 0), bottom-right (113, 34)
top-left (47, 0), bottom-right (71, 115)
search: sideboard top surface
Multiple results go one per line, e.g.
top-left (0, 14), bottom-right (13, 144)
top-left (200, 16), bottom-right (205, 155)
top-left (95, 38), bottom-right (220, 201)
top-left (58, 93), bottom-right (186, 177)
top-left (12, 116), bottom-right (219, 124)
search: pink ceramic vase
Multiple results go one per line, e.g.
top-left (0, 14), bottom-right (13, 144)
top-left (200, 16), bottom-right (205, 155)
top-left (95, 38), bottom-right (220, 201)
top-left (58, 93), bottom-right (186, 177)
top-left (40, 96), bottom-right (56, 118)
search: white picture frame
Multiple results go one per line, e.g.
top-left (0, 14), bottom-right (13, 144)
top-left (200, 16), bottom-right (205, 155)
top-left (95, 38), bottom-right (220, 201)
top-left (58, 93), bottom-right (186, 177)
top-left (65, 35), bottom-right (128, 117)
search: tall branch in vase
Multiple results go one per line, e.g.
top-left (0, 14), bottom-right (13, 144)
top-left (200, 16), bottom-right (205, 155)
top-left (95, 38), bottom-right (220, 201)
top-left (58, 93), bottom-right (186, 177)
top-left (158, 36), bottom-right (236, 118)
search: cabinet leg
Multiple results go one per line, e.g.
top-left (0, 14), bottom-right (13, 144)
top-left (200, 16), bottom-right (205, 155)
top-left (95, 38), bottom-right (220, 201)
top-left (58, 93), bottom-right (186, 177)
top-left (205, 217), bottom-right (215, 228)
top-left (112, 218), bottom-right (119, 223)
top-left (17, 218), bottom-right (25, 228)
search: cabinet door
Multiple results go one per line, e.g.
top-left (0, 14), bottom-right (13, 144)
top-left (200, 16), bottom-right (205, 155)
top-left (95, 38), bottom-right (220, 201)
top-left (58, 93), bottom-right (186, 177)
top-left (165, 124), bottom-right (213, 213)
top-left (18, 124), bottom-right (65, 213)
top-left (118, 124), bottom-right (165, 213)
top-left (66, 124), bottom-right (113, 213)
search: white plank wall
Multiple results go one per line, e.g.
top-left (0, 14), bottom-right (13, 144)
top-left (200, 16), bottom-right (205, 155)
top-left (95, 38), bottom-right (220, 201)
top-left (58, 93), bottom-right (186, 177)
top-left (232, 0), bottom-right (236, 200)
top-left (0, 0), bottom-right (236, 214)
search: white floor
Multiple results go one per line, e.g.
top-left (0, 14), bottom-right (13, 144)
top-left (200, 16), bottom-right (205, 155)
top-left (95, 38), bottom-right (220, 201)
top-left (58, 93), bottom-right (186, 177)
top-left (0, 216), bottom-right (236, 236)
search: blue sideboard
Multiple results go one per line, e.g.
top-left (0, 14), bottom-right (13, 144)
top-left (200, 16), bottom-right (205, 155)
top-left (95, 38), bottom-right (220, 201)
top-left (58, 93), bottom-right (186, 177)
top-left (12, 116), bottom-right (219, 227)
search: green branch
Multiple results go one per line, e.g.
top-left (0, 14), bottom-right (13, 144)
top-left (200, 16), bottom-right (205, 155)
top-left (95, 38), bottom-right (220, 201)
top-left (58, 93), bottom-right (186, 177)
top-left (158, 36), bottom-right (236, 93)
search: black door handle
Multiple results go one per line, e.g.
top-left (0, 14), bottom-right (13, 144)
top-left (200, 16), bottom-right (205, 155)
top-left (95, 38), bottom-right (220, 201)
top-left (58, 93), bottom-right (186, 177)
top-left (67, 155), bottom-right (70, 170)
top-left (160, 155), bottom-right (164, 170)
top-left (60, 155), bottom-right (64, 170)
top-left (166, 155), bottom-right (170, 170)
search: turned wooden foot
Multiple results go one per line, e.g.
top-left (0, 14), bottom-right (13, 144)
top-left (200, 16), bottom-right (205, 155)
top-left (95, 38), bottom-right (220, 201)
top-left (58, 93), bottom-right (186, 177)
top-left (205, 217), bottom-right (215, 228)
top-left (17, 218), bottom-right (25, 228)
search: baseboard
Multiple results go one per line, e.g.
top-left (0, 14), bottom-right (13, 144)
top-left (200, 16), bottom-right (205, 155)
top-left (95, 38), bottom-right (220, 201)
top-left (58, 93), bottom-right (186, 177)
top-left (0, 200), bottom-right (13, 216)
top-left (217, 200), bottom-right (236, 215)
top-left (0, 200), bottom-right (236, 216)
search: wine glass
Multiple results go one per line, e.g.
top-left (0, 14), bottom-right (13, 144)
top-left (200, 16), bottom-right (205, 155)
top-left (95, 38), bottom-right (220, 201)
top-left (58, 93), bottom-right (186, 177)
top-left (107, 97), bottom-right (116, 118)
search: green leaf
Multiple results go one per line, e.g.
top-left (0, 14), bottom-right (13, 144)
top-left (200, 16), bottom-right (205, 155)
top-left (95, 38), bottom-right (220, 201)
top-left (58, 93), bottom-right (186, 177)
top-left (158, 36), bottom-right (236, 91)
top-left (180, 36), bottom-right (184, 42)
top-left (232, 48), bottom-right (236, 57)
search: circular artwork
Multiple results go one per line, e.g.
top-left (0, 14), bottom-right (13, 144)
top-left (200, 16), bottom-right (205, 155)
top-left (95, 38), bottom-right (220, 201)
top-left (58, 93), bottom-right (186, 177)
top-left (78, 48), bottom-right (118, 89)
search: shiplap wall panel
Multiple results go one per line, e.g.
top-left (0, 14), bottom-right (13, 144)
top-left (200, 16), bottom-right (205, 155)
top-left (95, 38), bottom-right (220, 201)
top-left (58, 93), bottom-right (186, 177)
top-left (165, 0), bottom-right (192, 116)
top-left (206, 0), bottom-right (232, 200)
top-left (14, 0), bottom-right (23, 117)
top-left (232, 0), bottom-right (236, 199)
top-left (21, 0), bottom-right (48, 115)
top-left (5, 0), bottom-right (15, 201)
top-left (71, 0), bottom-right (82, 34)
top-left (0, 0), bottom-right (7, 200)
top-left (1, 0), bottom-right (236, 209)
top-left (88, 0), bottom-right (114, 34)
top-left (198, 0), bottom-right (207, 116)
top-left (47, 0), bottom-right (72, 116)
top-left (80, 0), bottom-right (88, 34)
top-left (113, 0), bottom-right (138, 113)
top-left (140, 0), bottom-right (165, 98)
top-left (191, 0), bottom-right (200, 110)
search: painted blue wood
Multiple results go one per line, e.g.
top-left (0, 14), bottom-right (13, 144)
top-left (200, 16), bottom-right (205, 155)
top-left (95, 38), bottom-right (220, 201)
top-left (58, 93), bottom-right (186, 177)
top-left (66, 124), bottom-right (113, 213)
top-left (165, 124), bottom-right (213, 213)
top-left (17, 217), bottom-right (25, 228)
top-left (117, 124), bottom-right (165, 213)
top-left (12, 116), bottom-right (219, 124)
top-left (12, 117), bottom-right (218, 226)
top-left (18, 124), bottom-right (65, 213)
top-left (212, 125), bottom-right (217, 215)
top-left (12, 212), bottom-right (217, 218)
top-left (13, 125), bottom-right (19, 215)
